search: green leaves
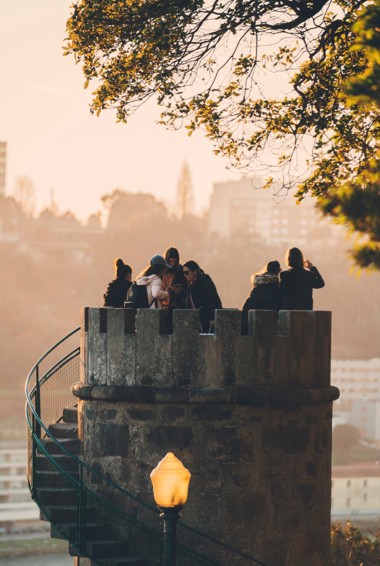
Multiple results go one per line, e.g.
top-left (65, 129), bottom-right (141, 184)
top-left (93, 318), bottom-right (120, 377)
top-left (65, 0), bottom-right (380, 268)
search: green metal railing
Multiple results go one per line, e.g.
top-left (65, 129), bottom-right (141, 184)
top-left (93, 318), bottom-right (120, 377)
top-left (25, 327), bottom-right (266, 566)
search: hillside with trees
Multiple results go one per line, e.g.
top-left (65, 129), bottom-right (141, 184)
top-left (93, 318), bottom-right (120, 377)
top-left (1, 190), bottom-right (380, 437)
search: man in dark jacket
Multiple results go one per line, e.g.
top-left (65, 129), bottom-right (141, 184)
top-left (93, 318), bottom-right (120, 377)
top-left (279, 248), bottom-right (324, 310)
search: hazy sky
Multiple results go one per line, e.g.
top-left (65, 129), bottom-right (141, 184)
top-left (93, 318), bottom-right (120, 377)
top-left (0, 1), bottom-right (239, 220)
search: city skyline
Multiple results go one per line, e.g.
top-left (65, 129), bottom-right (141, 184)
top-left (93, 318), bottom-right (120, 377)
top-left (0, 1), bottom-right (241, 220)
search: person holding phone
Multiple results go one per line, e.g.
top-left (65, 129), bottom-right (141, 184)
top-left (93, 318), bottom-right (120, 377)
top-left (162, 247), bottom-right (186, 310)
top-left (279, 247), bottom-right (325, 310)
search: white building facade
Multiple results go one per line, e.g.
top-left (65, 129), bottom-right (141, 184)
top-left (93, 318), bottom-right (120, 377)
top-left (332, 463), bottom-right (380, 519)
top-left (208, 176), bottom-right (337, 247)
top-left (332, 359), bottom-right (380, 442)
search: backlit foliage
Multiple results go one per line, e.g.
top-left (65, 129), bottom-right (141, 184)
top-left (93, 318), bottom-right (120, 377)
top-left (331, 522), bottom-right (380, 566)
top-left (65, 0), bottom-right (380, 267)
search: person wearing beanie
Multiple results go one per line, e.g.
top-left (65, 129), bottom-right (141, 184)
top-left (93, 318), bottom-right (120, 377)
top-left (241, 260), bottom-right (281, 334)
top-left (103, 258), bottom-right (132, 307)
top-left (134, 254), bottom-right (172, 309)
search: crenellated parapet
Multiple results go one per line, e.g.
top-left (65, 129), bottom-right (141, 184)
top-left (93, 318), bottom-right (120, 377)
top-left (80, 307), bottom-right (331, 390)
top-left (75, 306), bottom-right (338, 566)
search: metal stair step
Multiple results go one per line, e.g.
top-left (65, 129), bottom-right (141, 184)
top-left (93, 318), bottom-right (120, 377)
top-left (63, 407), bottom-right (78, 423)
top-left (39, 437), bottom-right (80, 455)
top-left (36, 487), bottom-right (78, 506)
top-left (93, 558), bottom-right (150, 566)
top-left (36, 453), bottom-right (79, 472)
top-left (51, 521), bottom-right (112, 541)
top-left (49, 422), bottom-right (78, 439)
top-left (35, 469), bottom-right (79, 489)
top-left (69, 540), bottom-right (129, 558)
top-left (41, 504), bottom-right (97, 524)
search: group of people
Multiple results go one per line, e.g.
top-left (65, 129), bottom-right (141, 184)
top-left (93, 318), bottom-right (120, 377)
top-left (241, 247), bottom-right (325, 333)
top-left (103, 246), bottom-right (324, 333)
top-left (103, 247), bottom-right (222, 332)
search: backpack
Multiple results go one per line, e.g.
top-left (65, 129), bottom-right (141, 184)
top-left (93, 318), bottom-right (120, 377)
top-left (125, 281), bottom-right (155, 309)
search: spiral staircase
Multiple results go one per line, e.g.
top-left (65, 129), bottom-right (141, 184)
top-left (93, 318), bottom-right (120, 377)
top-left (25, 327), bottom-right (264, 566)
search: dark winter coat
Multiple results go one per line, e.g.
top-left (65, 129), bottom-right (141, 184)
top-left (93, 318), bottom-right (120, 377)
top-left (241, 273), bottom-right (281, 334)
top-left (279, 266), bottom-right (325, 310)
top-left (103, 278), bottom-right (132, 308)
top-left (169, 265), bottom-right (187, 309)
top-left (186, 273), bottom-right (222, 332)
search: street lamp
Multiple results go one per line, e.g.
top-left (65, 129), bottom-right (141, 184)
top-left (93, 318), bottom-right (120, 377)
top-left (150, 452), bottom-right (191, 566)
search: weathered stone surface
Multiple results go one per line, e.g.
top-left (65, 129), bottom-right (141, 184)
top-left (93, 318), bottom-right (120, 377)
top-left (72, 383), bottom-right (339, 406)
top-left (87, 309), bottom-right (107, 385)
top-left (214, 309), bottom-right (241, 386)
top-left (136, 309), bottom-right (173, 387)
top-left (172, 309), bottom-right (205, 387)
top-left (106, 309), bottom-right (126, 386)
top-left (80, 308), bottom-right (89, 385)
top-left (78, 308), bottom-right (336, 566)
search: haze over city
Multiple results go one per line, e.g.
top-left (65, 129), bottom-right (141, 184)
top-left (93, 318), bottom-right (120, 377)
top-left (0, 1), bottom-right (242, 219)
top-left (1, 2), bottom-right (380, 563)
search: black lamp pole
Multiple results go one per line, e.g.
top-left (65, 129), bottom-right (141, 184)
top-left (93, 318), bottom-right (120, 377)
top-left (160, 506), bottom-right (181, 566)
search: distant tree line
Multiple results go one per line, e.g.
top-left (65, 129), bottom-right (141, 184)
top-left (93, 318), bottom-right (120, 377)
top-left (1, 188), bottom-right (380, 433)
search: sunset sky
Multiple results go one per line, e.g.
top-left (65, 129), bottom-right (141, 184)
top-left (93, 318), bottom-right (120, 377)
top-left (0, 1), bottom-right (239, 220)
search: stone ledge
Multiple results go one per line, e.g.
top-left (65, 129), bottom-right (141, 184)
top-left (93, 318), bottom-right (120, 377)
top-left (72, 383), bottom-right (340, 406)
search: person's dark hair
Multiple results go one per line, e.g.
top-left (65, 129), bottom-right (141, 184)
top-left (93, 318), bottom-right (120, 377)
top-left (115, 258), bottom-right (132, 279)
top-left (266, 260), bottom-right (281, 275)
top-left (164, 247), bottom-right (180, 262)
top-left (183, 260), bottom-right (203, 276)
top-left (286, 247), bottom-right (304, 269)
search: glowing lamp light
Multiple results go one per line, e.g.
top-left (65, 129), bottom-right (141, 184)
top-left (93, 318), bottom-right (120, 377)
top-left (150, 452), bottom-right (191, 508)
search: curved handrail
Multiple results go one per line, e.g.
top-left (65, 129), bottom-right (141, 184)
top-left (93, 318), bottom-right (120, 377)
top-left (26, 326), bottom-right (81, 380)
top-left (25, 327), bottom-right (267, 566)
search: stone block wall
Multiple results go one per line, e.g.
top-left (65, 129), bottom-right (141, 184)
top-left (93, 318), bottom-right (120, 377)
top-left (74, 308), bottom-right (339, 566)
top-left (80, 308), bottom-right (331, 389)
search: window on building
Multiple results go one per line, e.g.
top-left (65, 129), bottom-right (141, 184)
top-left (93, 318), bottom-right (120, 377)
top-left (346, 497), bottom-right (351, 507)
top-left (364, 480), bottom-right (367, 487)
top-left (347, 480), bottom-right (351, 487)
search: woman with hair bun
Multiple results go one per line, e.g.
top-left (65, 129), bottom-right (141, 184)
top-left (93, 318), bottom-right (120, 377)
top-left (279, 247), bottom-right (325, 310)
top-left (103, 258), bottom-right (132, 307)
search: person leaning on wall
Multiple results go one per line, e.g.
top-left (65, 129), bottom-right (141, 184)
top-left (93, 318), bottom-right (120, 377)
top-left (279, 247), bottom-right (325, 310)
top-left (103, 258), bottom-right (132, 307)
top-left (183, 260), bottom-right (222, 332)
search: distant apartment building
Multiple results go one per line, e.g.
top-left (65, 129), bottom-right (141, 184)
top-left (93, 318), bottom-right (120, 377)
top-left (332, 359), bottom-right (380, 411)
top-left (349, 400), bottom-right (380, 444)
top-left (0, 196), bottom-right (23, 243)
top-left (332, 463), bottom-right (380, 518)
top-left (332, 359), bottom-right (380, 442)
top-left (208, 176), bottom-right (337, 246)
top-left (0, 141), bottom-right (6, 196)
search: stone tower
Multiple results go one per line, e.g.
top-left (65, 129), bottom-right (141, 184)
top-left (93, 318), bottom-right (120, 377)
top-left (74, 307), bottom-right (339, 566)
